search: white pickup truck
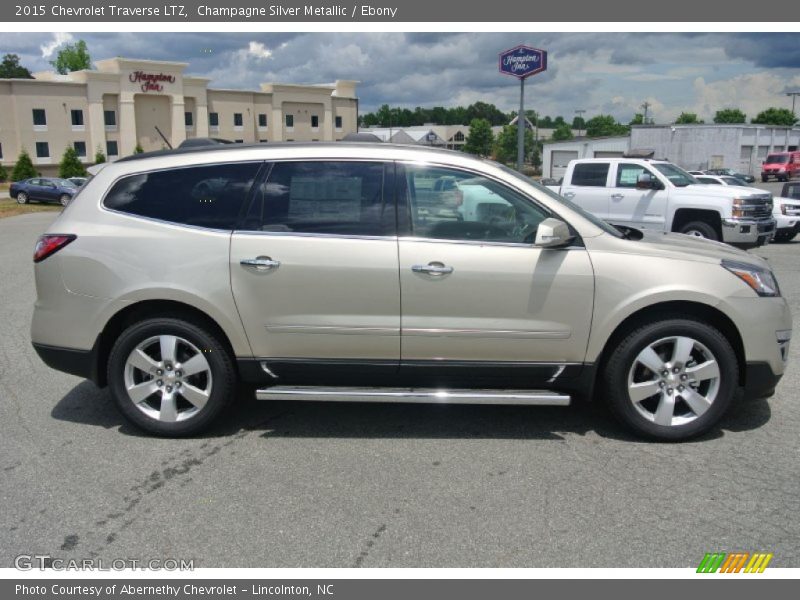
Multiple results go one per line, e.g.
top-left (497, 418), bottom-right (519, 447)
top-left (548, 157), bottom-right (776, 247)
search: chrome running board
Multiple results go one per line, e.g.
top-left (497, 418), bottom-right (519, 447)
top-left (255, 386), bottom-right (571, 406)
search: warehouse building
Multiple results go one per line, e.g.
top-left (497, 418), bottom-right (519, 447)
top-left (542, 136), bottom-right (630, 179)
top-left (0, 57), bottom-right (359, 175)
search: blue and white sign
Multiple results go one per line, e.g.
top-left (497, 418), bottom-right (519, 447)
top-left (499, 45), bottom-right (548, 79)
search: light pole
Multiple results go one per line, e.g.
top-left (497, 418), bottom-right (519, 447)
top-left (641, 101), bottom-right (652, 125)
top-left (787, 91), bottom-right (800, 116)
top-left (574, 109), bottom-right (586, 137)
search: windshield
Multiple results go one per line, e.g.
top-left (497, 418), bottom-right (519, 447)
top-left (766, 154), bottom-right (790, 164)
top-left (493, 162), bottom-right (624, 238)
top-left (652, 163), bottom-right (697, 187)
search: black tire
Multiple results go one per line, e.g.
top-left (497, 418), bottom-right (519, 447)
top-left (678, 220), bottom-right (719, 241)
top-left (761, 177), bottom-right (768, 183)
top-left (16, 192), bottom-right (28, 205)
top-left (773, 230), bottom-right (797, 243)
top-left (59, 194), bottom-right (70, 207)
top-left (107, 317), bottom-right (237, 436)
top-left (602, 318), bottom-right (739, 441)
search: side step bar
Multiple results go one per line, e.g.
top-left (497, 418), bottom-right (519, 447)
top-left (255, 386), bottom-right (571, 406)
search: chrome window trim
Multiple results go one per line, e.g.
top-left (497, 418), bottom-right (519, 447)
top-left (232, 230), bottom-right (397, 241)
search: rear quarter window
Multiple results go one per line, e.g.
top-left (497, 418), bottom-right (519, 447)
top-left (571, 163), bottom-right (610, 187)
top-left (103, 162), bottom-right (261, 230)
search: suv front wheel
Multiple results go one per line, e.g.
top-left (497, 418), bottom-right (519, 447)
top-left (603, 318), bottom-right (738, 441)
top-left (107, 317), bottom-right (236, 436)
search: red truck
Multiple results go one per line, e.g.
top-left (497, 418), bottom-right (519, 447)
top-left (761, 151), bottom-right (800, 182)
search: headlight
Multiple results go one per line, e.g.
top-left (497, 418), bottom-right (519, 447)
top-left (722, 259), bottom-right (781, 297)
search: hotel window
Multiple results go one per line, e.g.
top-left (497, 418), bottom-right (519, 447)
top-left (106, 140), bottom-right (119, 157)
top-left (70, 109), bottom-right (84, 127)
top-left (73, 141), bottom-right (87, 157)
top-left (104, 110), bottom-right (116, 127)
top-left (32, 109), bottom-right (47, 127)
top-left (233, 113), bottom-right (243, 127)
top-left (0, 142), bottom-right (3, 159)
top-left (285, 114), bottom-right (294, 128)
top-left (185, 112), bottom-right (193, 128)
top-left (209, 112), bottom-right (219, 127)
top-left (335, 116), bottom-right (343, 129)
top-left (258, 113), bottom-right (267, 128)
top-left (35, 142), bottom-right (49, 158)
top-left (311, 115), bottom-right (319, 129)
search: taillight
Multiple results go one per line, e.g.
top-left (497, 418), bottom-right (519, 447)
top-left (33, 234), bottom-right (76, 263)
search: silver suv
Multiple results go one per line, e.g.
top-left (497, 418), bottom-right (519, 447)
top-left (31, 143), bottom-right (792, 440)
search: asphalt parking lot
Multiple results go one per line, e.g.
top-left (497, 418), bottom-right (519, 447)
top-left (1, 210), bottom-right (799, 569)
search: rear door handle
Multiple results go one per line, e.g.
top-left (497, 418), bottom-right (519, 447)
top-left (412, 262), bottom-right (454, 275)
top-left (241, 256), bottom-right (281, 271)
top-left (611, 193), bottom-right (625, 200)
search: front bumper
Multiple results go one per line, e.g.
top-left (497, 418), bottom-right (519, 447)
top-left (721, 217), bottom-right (776, 246)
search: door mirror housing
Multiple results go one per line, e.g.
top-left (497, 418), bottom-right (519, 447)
top-left (636, 173), bottom-right (661, 190)
top-left (534, 218), bottom-right (573, 248)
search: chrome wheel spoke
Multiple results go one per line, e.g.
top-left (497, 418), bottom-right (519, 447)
top-left (686, 359), bottom-right (720, 382)
top-left (159, 393), bottom-right (178, 422)
top-left (180, 353), bottom-right (209, 378)
top-left (178, 383), bottom-right (209, 409)
top-left (636, 346), bottom-right (665, 374)
top-left (629, 380), bottom-right (661, 404)
top-left (128, 348), bottom-right (160, 374)
top-left (679, 387), bottom-right (712, 417)
top-left (127, 380), bottom-right (158, 404)
top-left (653, 393), bottom-right (676, 426)
top-left (159, 335), bottom-right (178, 364)
top-left (672, 336), bottom-right (695, 365)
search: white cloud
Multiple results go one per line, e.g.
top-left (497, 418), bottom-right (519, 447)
top-left (247, 41), bottom-right (272, 60)
top-left (690, 72), bottom-right (800, 121)
top-left (39, 32), bottom-right (73, 59)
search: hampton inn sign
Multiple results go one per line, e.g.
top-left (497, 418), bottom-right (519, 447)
top-left (129, 71), bottom-right (176, 93)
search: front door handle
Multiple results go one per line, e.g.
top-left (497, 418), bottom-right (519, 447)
top-left (562, 191), bottom-right (576, 200)
top-left (412, 262), bottom-right (454, 275)
top-left (611, 193), bottom-right (625, 200)
top-left (241, 256), bottom-right (281, 271)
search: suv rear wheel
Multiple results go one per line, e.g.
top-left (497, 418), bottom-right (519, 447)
top-left (603, 318), bottom-right (738, 441)
top-left (107, 317), bottom-right (236, 436)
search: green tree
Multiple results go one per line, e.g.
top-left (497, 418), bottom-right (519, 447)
top-left (134, 144), bottom-right (144, 154)
top-left (0, 53), bottom-right (33, 78)
top-left (629, 113), bottom-right (644, 125)
top-left (713, 108), bottom-right (746, 124)
top-left (572, 115), bottom-right (586, 130)
top-left (94, 147), bottom-right (106, 164)
top-left (50, 39), bottom-right (91, 74)
top-left (551, 122), bottom-right (574, 141)
top-left (675, 112), bottom-right (703, 124)
top-left (58, 146), bottom-right (87, 178)
top-left (494, 125), bottom-right (534, 165)
top-left (585, 115), bottom-right (629, 138)
top-left (752, 107), bottom-right (798, 126)
top-left (0, 164), bottom-right (8, 182)
top-left (11, 149), bottom-right (37, 181)
top-left (463, 118), bottom-right (494, 156)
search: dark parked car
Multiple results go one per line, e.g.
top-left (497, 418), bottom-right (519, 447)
top-left (705, 168), bottom-right (755, 183)
top-left (10, 178), bottom-right (78, 206)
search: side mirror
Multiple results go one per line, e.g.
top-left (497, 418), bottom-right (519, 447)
top-left (534, 218), bottom-right (573, 248)
top-left (636, 173), bottom-right (659, 189)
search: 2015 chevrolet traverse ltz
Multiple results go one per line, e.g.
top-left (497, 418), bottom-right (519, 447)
top-left (31, 143), bottom-right (792, 440)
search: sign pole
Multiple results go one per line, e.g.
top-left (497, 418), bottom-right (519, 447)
top-left (517, 77), bottom-right (525, 171)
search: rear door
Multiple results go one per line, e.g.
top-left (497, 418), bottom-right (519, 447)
top-left (608, 162), bottom-right (666, 231)
top-left (559, 162), bottom-right (611, 219)
top-left (229, 160), bottom-right (401, 374)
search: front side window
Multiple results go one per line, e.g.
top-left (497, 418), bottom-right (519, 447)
top-left (32, 109), bottom-right (46, 126)
top-left (401, 165), bottom-right (550, 244)
top-left (35, 142), bottom-right (49, 158)
top-left (571, 163), bottom-right (609, 187)
top-left (241, 161), bottom-right (391, 236)
top-left (70, 109), bottom-right (84, 126)
top-left (104, 162), bottom-right (261, 230)
top-left (615, 163), bottom-right (650, 188)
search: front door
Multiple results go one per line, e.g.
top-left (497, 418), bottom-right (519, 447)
top-left (608, 162), bottom-right (666, 231)
top-left (396, 164), bottom-right (594, 387)
top-left (230, 160), bottom-right (400, 374)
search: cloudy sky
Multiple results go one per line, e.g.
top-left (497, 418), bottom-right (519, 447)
top-left (3, 32), bottom-right (800, 122)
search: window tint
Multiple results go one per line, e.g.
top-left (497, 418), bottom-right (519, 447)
top-left (571, 163), bottom-right (609, 187)
top-left (241, 161), bottom-right (391, 236)
top-left (402, 165), bottom-right (550, 244)
top-left (104, 162), bottom-right (261, 230)
top-left (615, 163), bottom-right (648, 188)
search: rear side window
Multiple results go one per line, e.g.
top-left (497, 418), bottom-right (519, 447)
top-left (241, 161), bottom-right (392, 236)
top-left (571, 163), bottom-right (609, 187)
top-left (104, 162), bottom-right (261, 230)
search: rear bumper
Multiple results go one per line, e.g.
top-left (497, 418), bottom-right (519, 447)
top-left (32, 342), bottom-right (101, 385)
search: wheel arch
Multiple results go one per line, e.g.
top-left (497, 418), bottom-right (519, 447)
top-left (671, 208), bottom-right (723, 239)
top-left (594, 300), bottom-right (746, 388)
top-left (93, 299), bottom-right (239, 387)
